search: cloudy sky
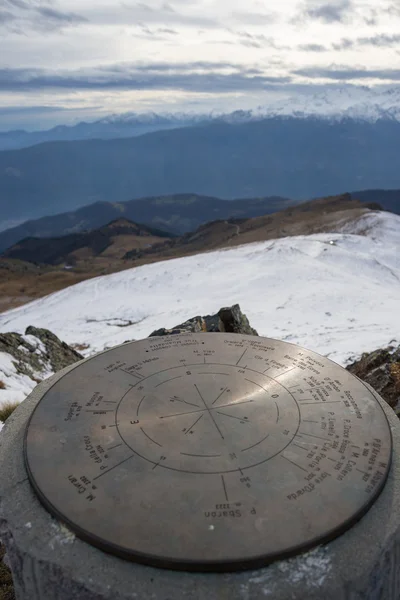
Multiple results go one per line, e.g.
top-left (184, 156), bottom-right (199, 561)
top-left (1, 0), bottom-right (400, 130)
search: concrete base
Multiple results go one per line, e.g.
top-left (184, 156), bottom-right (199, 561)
top-left (1, 363), bottom-right (400, 600)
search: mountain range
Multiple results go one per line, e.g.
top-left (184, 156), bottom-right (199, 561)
top-left (2, 86), bottom-right (400, 151)
top-left (0, 113), bottom-right (213, 151)
top-left (2, 117), bottom-right (400, 226)
top-left (0, 194), bottom-right (294, 253)
top-left (2, 194), bottom-right (378, 266)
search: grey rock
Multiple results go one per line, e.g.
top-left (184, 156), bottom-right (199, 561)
top-left (149, 304), bottom-right (258, 337)
top-left (24, 326), bottom-right (83, 373)
top-left (0, 327), bottom-right (82, 386)
top-left (346, 345), bottom-right (400, 415)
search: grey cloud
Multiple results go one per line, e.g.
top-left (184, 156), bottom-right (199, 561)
top-left (157, 27), bottom-right (178, 34)
top-left (332, 33), bottom-right (400, 51)
top-left (0, 8), bottom-right (14, 21)
top-left (1, 0), bottom-right (30, 9)
top-left (299, 43), bottom-right (329, 52)
top-left (0, 0), bottom-right (87, 31)
top-left (301, 0), bottom-right (354, 23)
top-left (386, 3), bottom-right (400, 18)
top-left (358, 33), bottom-right (400, 47)
top-left (233, 30), bottom-right (287, 50)
top-left (294, 65), bottom-right (400, 81)
top-left (133, 24), bottom-right (179, 40)
top-left (0, 63), bottom-right (291, 93)
top-left (36, 6), bottom-right (87, 24)
top-left (0, 104), bottom-right (85, 115)
top-left (332, 38), bottom-right (353, 50)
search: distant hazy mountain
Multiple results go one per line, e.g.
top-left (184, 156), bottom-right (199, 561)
top-left (0, 193), bottom-right (294, 253)
top-left (2, 86), bottom-right (400, 151)
top-left (1, 117), bottom-right (400, 226)
top-left (0, 112), bottom-right (214, 151)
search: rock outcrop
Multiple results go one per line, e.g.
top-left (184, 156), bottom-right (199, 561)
top-left (149, 304), bottom-right (258, 337)
top-left (0, 327), bottom-right (82, 383)
top-left (346, 345), bottom-right (400, 415)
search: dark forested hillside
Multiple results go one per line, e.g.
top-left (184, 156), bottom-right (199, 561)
top-left (1, 117), bottom-right (400, 224)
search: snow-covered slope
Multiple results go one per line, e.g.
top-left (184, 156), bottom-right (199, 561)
top-left (0, 207), bottom-right (398, 371)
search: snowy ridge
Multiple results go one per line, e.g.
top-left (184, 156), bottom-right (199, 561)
top-left (97, 87), bottom-right (400, 126)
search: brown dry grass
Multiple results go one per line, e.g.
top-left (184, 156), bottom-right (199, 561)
top-left (391, 363), bottom-right (400, 392)
top-left (0, 401), bottom-right (20, 424)
top-left (0, 542), bottom-right (15, 600)
top-left (71, 343), bottom-right (90, 352)
top-left (0, 381), bottom-right (5, 390)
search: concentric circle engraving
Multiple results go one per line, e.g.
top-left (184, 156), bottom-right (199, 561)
top-left (116, 364), bottom-right (300, 473)
top-left (24, 334), bottom-right (392, 571)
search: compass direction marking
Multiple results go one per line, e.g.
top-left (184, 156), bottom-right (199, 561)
top-left (217, 411), bottom-right (249, 423)
top-left (292, 443), bottom-right (308, 451)
top-left (281, 455), bottom-right (308, 473)
top-left (221, 475), bottom-right (229, 502)
top-left (236, 348), bottom-right (248, 366)
top-left (185, 414), bottom-right (204, 435)
top-left (121, 369), bottom-right (143, 380)
top-left (194, 384), bottom-right (225, 440)
top-left (298, 431), bottom-right (330, 442)
top-left (170, 396), bottom-right (200, 408)
top-left (212, 387), bottom-right (227, 406)
top-left (108, 443), bottom-right (123, 451)
top-left (93, 454), bottom-right (135, 481)
top-left (275, 367), bottom-right (296, 378)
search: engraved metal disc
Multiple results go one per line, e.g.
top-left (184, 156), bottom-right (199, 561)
top-left (25, 333), bottom-right (392, 571)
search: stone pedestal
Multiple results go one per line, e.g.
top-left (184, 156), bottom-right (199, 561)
top-left (1, 363), bottom-right (400, 600)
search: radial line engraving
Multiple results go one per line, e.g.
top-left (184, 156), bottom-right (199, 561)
top-left (221, 475), bottom-right (229, 502)
top-left (281, 455), bottom-right (308, 473)
top-left (93, 455), bottom-right (135, 481)
top-left (121, 369), bottom-right (143, 380)
top-left (217, 411), bottom-right (249, 423)
top-left (194, 384), bottom-right (225, 439)
top-left (212, 387), bottom-right (227, 405)
top-left (275, 367), bottom-right (296, 378)
top-left (236, 348), bottom-right (247, 366)
top-left (185, 414), bottom-right (204, 435)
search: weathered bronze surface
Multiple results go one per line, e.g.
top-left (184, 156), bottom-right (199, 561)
top-left (24, 333), bottom-right (392, 571)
